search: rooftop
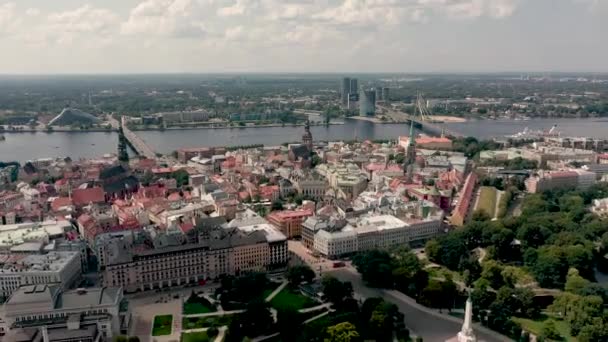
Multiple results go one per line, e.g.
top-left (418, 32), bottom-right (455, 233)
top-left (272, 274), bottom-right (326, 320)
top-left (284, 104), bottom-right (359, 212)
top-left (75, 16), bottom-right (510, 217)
top-left (0, 251), bottom-right (79, 274)
top-left (238, 223), bottom-right (287, 243)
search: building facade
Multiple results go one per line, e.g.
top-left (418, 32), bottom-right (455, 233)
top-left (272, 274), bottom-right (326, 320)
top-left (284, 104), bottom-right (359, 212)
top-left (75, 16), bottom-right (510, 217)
top-left (267, 209), bottom-right (313, 239)
top-left (2, 285), bottom-right (128, 340)
top-left (359, 90), bottom-right (376, 116)
top-left (100, 227), bottom-right (276, 292)
top-left (0, 251), bottom-right (82, 298)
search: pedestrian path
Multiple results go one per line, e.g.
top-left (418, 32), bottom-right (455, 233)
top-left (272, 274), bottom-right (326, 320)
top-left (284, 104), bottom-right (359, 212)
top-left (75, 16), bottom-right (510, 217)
top-left (265, 281), bottom-right (288, 302)
top-left (182, 309), bottom-right (245, 318)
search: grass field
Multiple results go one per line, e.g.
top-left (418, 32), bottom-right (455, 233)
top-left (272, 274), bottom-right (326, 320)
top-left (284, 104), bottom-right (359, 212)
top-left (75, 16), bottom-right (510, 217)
top-left (513, 316), bottom-right (575, 341)
top-left (181, 331), bottom-right (210, 342)
top-left (270, 288), bottom-right (317, 311)
top-left (476, 186), bottom-right (498, 218)
top-left (183, 315), bottom-right (235, 329)
top-left (183, 301), bottom-right (217, 315)
top-left (152, 314), bottom-right (173, 336)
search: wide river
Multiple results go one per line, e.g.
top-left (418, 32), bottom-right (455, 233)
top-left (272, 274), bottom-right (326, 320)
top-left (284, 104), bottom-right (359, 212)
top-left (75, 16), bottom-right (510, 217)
top-left (2, 118), bottom-right (608, 162)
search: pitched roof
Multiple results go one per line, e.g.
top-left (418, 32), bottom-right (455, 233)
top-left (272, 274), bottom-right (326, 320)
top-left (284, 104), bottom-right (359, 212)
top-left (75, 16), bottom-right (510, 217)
top-left (72, 187), bottom-right (105, 206)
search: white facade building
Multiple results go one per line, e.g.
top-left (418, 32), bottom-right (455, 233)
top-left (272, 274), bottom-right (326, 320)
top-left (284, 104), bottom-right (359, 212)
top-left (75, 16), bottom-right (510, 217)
top-left (1, 285), bottom-right (129, 340)
top-left (238, 223), bottom-right (288, 268)
top-left (0, 251), bottom-right (82, 298)
top-left (314, 230), bottom-right (358, 258)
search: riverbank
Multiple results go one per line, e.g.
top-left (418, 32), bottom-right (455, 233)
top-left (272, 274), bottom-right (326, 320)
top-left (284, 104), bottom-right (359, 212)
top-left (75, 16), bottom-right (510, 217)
top-left (432, 115), bottom-right (467, 123)
top-left (349, 115), bottom-right (467, 124)
top-left (0, 122), bottom-right (345, 134)
top-left (131, 121), bottom-right (345, 131)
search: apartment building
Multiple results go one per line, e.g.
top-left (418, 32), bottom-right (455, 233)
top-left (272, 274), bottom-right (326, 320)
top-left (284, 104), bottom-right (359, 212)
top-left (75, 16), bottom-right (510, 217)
top-left (525, 170), bottom-right (596, 194)
top-left (238, 223), bottom-right (288, 269)
top-left (267, 209), bottom-right (313, 239)
top-left (450, 173), bottom-right (478, 227)
top-left (289, 170), bottom-right (327, 200)
top-left (0, 251), bottom-right (82, 298)
top-left (2, 285), bottom-right (129, 341)
top-left (316, 163), bottom-right (367, 199)
top-left (312, 214), bottom-right (443, 259)
top-left (101, 227), bottom-right (275, 292)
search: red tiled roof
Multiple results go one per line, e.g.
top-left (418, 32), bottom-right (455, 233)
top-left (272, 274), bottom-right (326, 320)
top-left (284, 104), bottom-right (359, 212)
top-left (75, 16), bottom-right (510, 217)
top-left (267, 209), bottom-right (313, 221)
top-left (167, 192), bottom-right (182, 201)
top-left (72, 187), bottom-right (105, 206)
top-left (51, 197), bottom-right (73, 212)
top-left (180, 222), bottom-right (195, 234)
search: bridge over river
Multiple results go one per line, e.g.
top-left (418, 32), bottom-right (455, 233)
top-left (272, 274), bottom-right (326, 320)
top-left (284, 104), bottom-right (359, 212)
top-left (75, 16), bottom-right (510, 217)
top-left (116, 116), bottom-right (157, 159)
top-left (377, 105), bottom-right (463, 138)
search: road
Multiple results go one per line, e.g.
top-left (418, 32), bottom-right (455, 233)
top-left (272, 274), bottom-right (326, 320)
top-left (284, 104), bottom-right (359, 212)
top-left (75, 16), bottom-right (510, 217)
top-left (327, 268), bottom-right (512, 342)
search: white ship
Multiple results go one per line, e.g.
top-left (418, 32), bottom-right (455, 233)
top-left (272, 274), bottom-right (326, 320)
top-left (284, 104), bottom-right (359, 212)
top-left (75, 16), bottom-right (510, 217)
top-left (508, 124), bottom-right (560, 139)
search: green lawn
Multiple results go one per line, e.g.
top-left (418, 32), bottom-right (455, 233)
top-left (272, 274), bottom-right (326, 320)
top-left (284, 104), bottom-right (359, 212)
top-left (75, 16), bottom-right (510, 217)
top-left (262, 281), bottom-right (283, 300)
top-left (152, 314), bottom-right (173, 336)
top-left (181, 331), bottom-right (210, 342)
top-left (270, 288), bottom-right (317, 311)
top-left (183, 301), bottom-right (217, 315)
top-left (183, 315), bottom-right (234, 329)
top-left (513, 316), bottom-right (575, 341)
top-left (476, 186), bottom-right (498, 218)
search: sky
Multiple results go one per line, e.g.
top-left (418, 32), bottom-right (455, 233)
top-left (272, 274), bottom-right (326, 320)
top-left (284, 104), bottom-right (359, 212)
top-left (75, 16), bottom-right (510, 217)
top-left (0, 0), bottom-right (607, 74)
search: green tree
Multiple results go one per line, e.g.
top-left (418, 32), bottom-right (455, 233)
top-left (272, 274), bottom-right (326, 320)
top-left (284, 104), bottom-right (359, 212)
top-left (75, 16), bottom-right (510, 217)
top-left (325, 322), bottom-right (360, 342)
top-left (271, 200), bottom-right (284, 211)
top-left (565, 268), bottom-right (590, 294)
top-left (113, 336), bottom-right (128, 342)
top-left (352, 250), bottom-right (394, 288)
top-left (287, 265), bottom-right (315, 286)
top-left (322, 276), bottom-right (353, 306)
top-left (541, 320), bottom-right (562, 341)
top-left (277, 307), bottom-right (302, 341)
top-left (480, 260), bottom-right (505, 289)
top-left (578, 318), bottom-right (608, 342)
top-left (241, 299), bottom-right (273, 337)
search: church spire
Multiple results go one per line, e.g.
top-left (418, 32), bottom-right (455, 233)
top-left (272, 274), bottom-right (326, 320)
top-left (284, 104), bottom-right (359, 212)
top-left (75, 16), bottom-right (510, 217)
top-left (408, 119), bottom-right (415, 146)
top-left (403, 120), bottom-right (417, 183)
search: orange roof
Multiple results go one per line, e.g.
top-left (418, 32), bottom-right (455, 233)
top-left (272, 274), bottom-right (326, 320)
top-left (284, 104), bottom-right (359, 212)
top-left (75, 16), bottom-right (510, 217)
top-left (267, 209), bottom-right (313, 220)
top-left (72, 187), bottom-right (105, 206)
top-left (416, 137), bottom-right (452, 144)
top-left (51, 197), bottom-right (73, 212)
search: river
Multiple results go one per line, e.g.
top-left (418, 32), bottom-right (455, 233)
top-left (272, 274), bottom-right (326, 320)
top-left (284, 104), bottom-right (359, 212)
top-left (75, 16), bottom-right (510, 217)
top-left (2, 118), bottom-right (608, 162)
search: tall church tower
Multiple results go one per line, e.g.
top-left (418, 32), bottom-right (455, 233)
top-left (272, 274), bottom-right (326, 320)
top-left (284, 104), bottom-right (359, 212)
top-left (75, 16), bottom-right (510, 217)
top-left (403, 120), bottom-right (417, 183)
top-left (302, 120), bottom-right (313, 152)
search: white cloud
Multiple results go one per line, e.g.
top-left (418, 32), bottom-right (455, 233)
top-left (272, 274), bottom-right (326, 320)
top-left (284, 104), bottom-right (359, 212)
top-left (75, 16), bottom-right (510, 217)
top-left (121, 0), bottom-right (207, 37)
top-left (217, 0), bottom-right (255, 17)
top-left (38, 5), bottom-right (119, 45)
top-left (47, 5), bottom-right (118, 35)
top-left (441, 0), bottom-right (520, 19)
top-left (0, 2), bottom-right (19, 35)
top-left (25, 8), bottom-right (41, 17)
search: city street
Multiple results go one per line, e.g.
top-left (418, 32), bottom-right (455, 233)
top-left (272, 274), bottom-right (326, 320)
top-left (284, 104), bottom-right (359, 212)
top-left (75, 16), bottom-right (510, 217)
top-left (327, 267), bottom-right (512, 342)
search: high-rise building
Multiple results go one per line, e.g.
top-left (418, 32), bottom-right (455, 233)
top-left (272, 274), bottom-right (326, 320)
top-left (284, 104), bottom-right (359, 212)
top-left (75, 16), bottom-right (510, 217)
top-left (382, 87), bottom-right (390, 102)
top-left (349, 78), bottom-right (358, 95)
top-left (359, 89), bottom-right (376, 116)
top-left (375, 87), bottom-right (382, 101)
top-left (341, 77), bottom-right (351, 105)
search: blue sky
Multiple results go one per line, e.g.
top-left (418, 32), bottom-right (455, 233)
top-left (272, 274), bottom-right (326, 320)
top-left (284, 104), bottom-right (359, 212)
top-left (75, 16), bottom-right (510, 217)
top-left (0, 0), bottom-right (606, 74)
